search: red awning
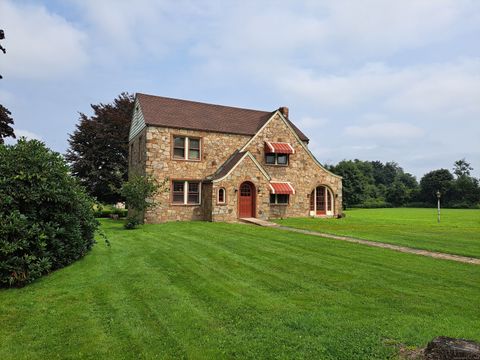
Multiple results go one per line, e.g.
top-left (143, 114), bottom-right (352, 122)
top-left (264, 141), bottom-right (295, 154)
top-left (269, 182), bottom-right (295, 194)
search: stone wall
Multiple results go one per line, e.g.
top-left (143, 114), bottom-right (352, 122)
top-left (243, 113), bottom-right (342, 218)
top-left (211, 156), bottom-right (271, 222)
top-left (131, 112), bottom-right (342, 223)
top-left (142, 126), bottom-right (251, 223)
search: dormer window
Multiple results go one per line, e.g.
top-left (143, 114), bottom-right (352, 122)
top-left (173, 136), bottom-right (201, 161)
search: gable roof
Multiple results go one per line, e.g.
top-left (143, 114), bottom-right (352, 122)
top-left (207, 151), bottom-right (270, 182)
top-left (136, 93), bottom-right (309, 142)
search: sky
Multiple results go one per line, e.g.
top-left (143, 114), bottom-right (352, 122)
top-left (1, 0), bottom-right (479, 179)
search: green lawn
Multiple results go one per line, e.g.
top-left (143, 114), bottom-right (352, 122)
top-left (275, 208), bottom-right (480, 258)
top-left (1, 220), bottom-right (479, 359)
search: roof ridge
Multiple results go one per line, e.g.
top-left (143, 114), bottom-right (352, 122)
top-left (136, 92), bottom-right (272, 115)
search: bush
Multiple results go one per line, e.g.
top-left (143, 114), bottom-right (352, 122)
top-left (93, 205), bottom-right (127, 218)
top-left (120, 175), bottom-right (167, 228)
top-left (0, 139), bottom-right (98, 287)
top-left (351, 199), bottom-right (393, 209)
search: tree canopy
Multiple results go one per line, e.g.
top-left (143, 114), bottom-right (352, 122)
top-left (66, 93), bottom-right (134, 204)
top-left (0, 104), bottom-right (15, 144)
top-left (329, 158), bottom-right (479, 209)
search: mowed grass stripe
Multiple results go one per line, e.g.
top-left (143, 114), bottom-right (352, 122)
top-left (0, 220), bottom-right (479, 359)
top-left (275, 208), bottom-right (480, 258)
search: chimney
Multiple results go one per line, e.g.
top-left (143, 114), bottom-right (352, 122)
top-left (279, 106), bottom-right (289, 118)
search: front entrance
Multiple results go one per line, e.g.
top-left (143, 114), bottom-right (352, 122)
top-left (310, 185), bottom-right (334, 216)
top-left (239, 181), bottom-right (255, 218)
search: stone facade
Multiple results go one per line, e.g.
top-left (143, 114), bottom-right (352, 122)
top-left (129, 111), bottom-right (342, 223)
top-left (242, 113), bottom-right (342, 219)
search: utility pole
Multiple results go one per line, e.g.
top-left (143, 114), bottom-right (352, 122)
top-left (0, 29), bottom-right (6, 79)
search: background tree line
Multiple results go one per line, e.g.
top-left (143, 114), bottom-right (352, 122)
top-left (326, 159), bottom-right (480, 209)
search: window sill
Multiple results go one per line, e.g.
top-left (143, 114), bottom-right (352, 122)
top-left (171, 203), bottom-right (201, 206)
top-left (172, 157), bottom-right (202, 162)
top-left (265, 164), bottom-right (289, 167)
top-left (270, 203), bottom-right (289, 206)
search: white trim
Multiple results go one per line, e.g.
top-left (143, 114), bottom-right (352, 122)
top-left (212, 151), bottom-right (271, 183)
top-left (268, 183), bottom-right (276, 194)
top-left (240, 110), bottom-right (341, 179)
top-left (217, 187), bottom-right (226, 204)
top-left (265, 141), bottom-right (275, 153)
top-left (287, 143), bottom-right (295, 154)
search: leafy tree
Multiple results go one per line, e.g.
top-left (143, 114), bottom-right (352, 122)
top-left (453, 158), bottom-right (473, 178)
top-left (331, 160), bottom-right (368, 208)
top-left (386, 181), bottom-right (408, 206)
top-left (120, 175), bottom-right (168, 228)
top-left (66, 93), bottom-right (134, 204)
top-left (452, 175), bottom-right (480, 207)
top-left (0, 104), bottom-right (15, 144)
top-left (419, 169), bottom-right (454, 205)
top-left (0, 139), bottom-right (97, 287)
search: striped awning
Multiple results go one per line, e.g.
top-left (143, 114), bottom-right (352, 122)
top-left (264, 141), bottom-right (295, 154)
top-left (269, 182), bottom-right (295, 194)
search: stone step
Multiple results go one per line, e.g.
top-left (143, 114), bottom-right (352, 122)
top-left (240, 217), bottom-right (280, 227)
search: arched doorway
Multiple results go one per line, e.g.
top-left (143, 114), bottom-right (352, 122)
top-left (310, 186), bottom-right (334, 216)
top-left (238, 181), bottom-right (256, 218)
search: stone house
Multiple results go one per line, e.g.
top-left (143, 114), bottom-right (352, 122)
top-left (129, 93), bottom-right (342, 223)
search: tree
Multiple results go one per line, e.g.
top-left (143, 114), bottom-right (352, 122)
top-left (0, 104), bottom-right (15, 144)
top-left (66, 93), bottom-right (134, 203)
top-left (0, 139), bottom-right (97, 287)
top-left (419, 169), bottom-right (454, 205)
top-left (120, 175), bottom-right (167, 228)
top-left (453, 158), bottom-right (473, 178)
top-left (332, 160), bottom-right (368, 208)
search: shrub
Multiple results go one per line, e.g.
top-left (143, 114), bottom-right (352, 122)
top-left (93, 205), bottom-right (127, 218)
top-left (0, 139), bottom-right (98, 287)
top-left (120, 175), bottom-right (167, 229)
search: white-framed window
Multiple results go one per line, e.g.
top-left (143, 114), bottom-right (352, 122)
top-left (172, 180), bottom-right (201, 205)
top-left (217, 187), bottom-right (226, 204)
top-left (270, 194), bottom-right (289, 204)
top-left (265, 153), bottom-right (289, 165)
top-left (173, 136), bottom-right (201, 160)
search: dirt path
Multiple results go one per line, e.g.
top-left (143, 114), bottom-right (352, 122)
top-left (275, 225), bottom-right (480, 265)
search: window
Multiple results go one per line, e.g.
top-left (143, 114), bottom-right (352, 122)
top-left (173, 136), bottom-right (201, 160)
top-left (188, 182), bottom-right (200, 204)
top-left (217, 188), bottom-right (226, 204)
top-left (189, 138), bottom-right (200, 160)
top-left (172, 180), bottom-right (201, 205)
top-left (173, 137), bottom-right (186, 159)
top-left (270, 194), bottom-right (289, 204)
top-left (172, 181), bottom-right (185, 203)
top-left (265, 153), bottom-right (289, 165)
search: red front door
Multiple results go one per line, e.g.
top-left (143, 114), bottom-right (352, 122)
top-left (239, 182), bottom-right (255, 218)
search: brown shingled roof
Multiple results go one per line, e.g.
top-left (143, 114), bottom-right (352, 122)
top-left (136, 93), bottom-right (309, 142)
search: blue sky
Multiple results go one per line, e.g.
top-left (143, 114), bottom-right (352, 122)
top-left (1, 0), bottom-right (479, 178)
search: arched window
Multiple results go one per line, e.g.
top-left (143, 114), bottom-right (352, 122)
top-left (217, 187), bottom-right (226, 204)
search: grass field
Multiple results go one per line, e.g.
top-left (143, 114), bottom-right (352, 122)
top-left (275, 208), bottom-right (480, 258)
top-left (1, 219), bottom-right (479, 359)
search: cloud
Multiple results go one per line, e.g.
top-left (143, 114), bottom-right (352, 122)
top-left (345, 122), bottom-right (423, 140)
top-left (0, 1), bottom-right (88, 79)
top-left (4, 129), bottom-right (43, 145)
